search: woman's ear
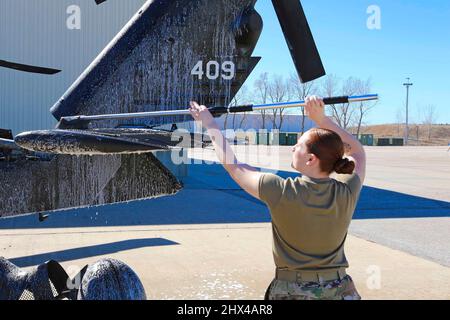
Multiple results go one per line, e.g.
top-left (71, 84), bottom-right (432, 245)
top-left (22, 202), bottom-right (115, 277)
top-left (306, 154), bottom-right (315, 166)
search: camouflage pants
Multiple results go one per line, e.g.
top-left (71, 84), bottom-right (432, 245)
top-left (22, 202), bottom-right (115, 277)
top-left (265, 275), bottom-right (361, 300)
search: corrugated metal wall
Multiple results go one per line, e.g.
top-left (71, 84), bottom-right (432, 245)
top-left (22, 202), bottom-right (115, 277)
top-left (0, 0), bottom-right (146, 134)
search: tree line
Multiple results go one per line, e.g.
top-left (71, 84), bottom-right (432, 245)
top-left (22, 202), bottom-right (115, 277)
top-left (226, 73), bottom-right (377, 135)
top-left (395, 104), bottom-right (439, 142)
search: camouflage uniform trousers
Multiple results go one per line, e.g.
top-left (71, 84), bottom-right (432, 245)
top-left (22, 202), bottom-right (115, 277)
top-left (265, 275), bottom-right (361, 300)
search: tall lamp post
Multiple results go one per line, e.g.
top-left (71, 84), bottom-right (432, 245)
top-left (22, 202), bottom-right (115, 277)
top-left (403, 78), bottom-right (413, 145)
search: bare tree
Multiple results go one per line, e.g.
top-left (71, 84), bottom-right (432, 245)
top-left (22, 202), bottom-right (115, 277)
top-left (354, 78), bottom-right (377, 136)
top-left (321, 75), bottom-right (362, 130)
top-left (289, 73), bottom-right (317, 134)
top-left (268, 75), bottom-right (290, 130)
top-left (421, 105), bottom-right (438, 140)
top-left (223, 112), bottom-right (229, 131)
top-left (254, 72), bottom-right (270, 130)
top-left (339, 77), bottom-right (359, 130)
top-left (229, 84), bottom-right (249, 130)
top-left (320, 74), bottom-right (341, 125)
top-left (395, 106), bottom-right (405, 136)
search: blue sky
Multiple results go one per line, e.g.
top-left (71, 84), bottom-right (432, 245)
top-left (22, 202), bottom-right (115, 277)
top-left (246, 0), bottom-right (450, 125)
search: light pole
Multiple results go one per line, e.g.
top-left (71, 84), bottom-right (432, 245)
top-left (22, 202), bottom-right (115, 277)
top-left (403, 78), bottom-right (413, 145)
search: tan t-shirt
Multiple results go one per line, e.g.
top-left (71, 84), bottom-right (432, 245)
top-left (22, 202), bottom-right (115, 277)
top-left (259, 172), bottom-right (362, 272)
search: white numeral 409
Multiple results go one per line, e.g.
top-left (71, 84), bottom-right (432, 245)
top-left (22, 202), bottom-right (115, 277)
top-left (191, 61), bottom-right (235, 80)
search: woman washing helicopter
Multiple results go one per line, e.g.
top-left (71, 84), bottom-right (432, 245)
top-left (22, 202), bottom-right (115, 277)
top-left (189, 96), bottom-right (365, 300)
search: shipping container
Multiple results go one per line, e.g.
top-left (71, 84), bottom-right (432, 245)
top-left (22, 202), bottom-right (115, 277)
top-left (392, 138), bottom-right (404, 146)
top-left (257, 132), bottom-right (270, 145)
top-left (267, 132), bottom-right (299, 146)
top-left (287, 133), bottom-right (299, 146)
top-left (377, 138), bottom-right (391, 146)
top-left (360, 134), bottom-right (374, 146)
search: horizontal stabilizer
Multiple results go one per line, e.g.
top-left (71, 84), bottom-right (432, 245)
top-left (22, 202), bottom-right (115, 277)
top-left (15, 128), bottom-right (207, 155)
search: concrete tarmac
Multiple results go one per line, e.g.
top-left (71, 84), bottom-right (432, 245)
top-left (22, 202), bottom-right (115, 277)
top-left (190, 146), bottom-right (450, 266)
top-left (0, 146), bottom-right (449, 300)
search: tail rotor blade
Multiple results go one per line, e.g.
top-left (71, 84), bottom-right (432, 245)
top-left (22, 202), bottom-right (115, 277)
top-left (272, 0), bottom-right (325, 83)
top-left (0, 59), bottom-right (61, 75)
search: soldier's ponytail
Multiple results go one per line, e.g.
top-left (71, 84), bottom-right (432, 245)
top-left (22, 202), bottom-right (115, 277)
top-left (306, 128), bottom-right (355, 175)
top-left (334, 158), bottom-right (355, 175)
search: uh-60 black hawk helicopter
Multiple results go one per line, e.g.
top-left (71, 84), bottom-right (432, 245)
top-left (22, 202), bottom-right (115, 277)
top-left (0, 0), bottom-right (378, 218)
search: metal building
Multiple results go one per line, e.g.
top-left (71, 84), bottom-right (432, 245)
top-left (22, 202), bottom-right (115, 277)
top-left (0, 0), bottom-right (147, 135)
